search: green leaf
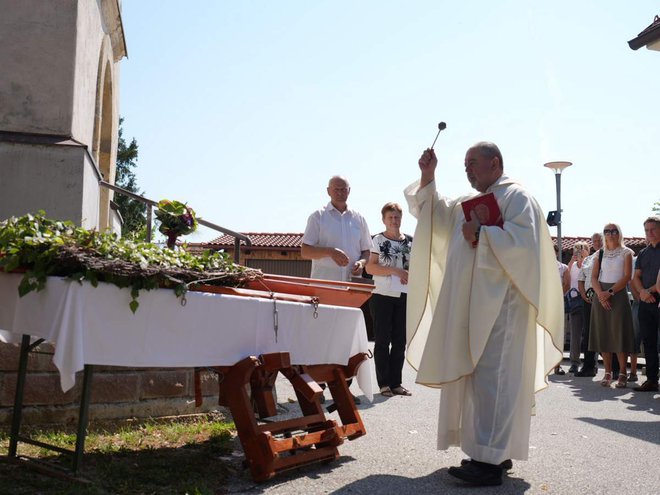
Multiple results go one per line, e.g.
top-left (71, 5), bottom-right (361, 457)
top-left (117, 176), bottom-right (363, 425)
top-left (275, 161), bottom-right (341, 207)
top-left (173, 284), bottom-right (187, 298)
top-left (18, 276), bottom-right (35, 297)
top-left (129, 299), bottom-right (139, 314)
top-left (86, 270), bottom-right (99, 287)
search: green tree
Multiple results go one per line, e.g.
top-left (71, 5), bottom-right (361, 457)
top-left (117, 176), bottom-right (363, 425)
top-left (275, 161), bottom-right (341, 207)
top-left (115, 118), bottom-right (147, 237)
top-left (653, 201), bottom-right (659, 215)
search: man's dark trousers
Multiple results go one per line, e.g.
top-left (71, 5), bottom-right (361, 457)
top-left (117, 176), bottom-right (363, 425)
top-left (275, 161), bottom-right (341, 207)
top-left (581, 302), bottom-right (597, 370)
top-left (639, 301), bottom-right (659, 383)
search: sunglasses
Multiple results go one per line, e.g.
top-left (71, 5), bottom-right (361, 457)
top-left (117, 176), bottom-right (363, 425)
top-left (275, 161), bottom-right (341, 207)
top-left (603, 229), bottom-right (619, 235)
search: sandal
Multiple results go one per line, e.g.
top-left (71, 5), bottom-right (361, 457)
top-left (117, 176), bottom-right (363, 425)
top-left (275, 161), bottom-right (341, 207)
top-left (391, 386), bottom-right (412, 396)
top-left (380, 386), bottom-right (393, 397)
top-left (600, 372), bottom-right (613, 387)
top-left (615, 372), bottom-right (628, 388)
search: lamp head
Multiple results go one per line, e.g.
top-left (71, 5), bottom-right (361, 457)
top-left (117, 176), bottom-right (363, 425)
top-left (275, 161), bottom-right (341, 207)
top-left (544, 161), bottom-right (573, 174)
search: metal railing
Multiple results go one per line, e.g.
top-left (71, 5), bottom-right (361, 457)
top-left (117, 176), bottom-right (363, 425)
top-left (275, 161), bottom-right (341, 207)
top-left (99, 180), bottom-right (251, 263)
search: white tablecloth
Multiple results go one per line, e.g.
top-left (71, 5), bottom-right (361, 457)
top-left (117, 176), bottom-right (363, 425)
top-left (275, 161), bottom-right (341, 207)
top-left (0, 273), bottom-right (374, 399)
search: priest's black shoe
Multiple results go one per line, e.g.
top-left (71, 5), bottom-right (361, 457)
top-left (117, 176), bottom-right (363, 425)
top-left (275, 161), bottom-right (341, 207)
top-left (461, 458), bottom-right (512, 470)
top-left (568, 364), bottom-right (579, 373)
top-left (448, 460), bottom-right (503, 486)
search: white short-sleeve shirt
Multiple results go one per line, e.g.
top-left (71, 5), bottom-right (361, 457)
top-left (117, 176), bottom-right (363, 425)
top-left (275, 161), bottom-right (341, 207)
top-left (302, 202), bottom-right (372, 282)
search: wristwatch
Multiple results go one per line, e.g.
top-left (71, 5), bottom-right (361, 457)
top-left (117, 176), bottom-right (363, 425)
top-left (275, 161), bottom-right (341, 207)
top-left (608, 288), bottom-right (615, 295)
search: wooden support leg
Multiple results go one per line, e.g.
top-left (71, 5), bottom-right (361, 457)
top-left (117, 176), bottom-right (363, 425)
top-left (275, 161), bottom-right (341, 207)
top-left (203, 352), bottom-right (367, 482)
top-left (304, 352), bottom-right (368, 440)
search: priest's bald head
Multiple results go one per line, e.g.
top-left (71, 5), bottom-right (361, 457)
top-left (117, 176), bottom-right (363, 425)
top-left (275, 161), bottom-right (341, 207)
top-left (465, 142), bottom-right (504, 193)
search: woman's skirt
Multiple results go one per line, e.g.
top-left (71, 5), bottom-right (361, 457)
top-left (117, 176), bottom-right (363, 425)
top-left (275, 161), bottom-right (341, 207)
top-left (588, 282), bottom-right (634, 353)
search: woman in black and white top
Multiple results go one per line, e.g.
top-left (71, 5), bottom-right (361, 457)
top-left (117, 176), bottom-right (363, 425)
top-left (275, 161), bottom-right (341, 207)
top-left (366, 202), bottom-right (413, 397)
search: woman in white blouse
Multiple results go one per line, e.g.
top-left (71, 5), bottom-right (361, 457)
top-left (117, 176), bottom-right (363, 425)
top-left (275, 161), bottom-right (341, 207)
top-left (589, 223), bottom-right (635, 388)
top-left (366, 202), bottom-right (413, 397)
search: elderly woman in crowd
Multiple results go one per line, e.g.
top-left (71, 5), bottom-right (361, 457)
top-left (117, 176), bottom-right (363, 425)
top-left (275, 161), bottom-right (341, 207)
top-left (589, 223), bottom-right (635, 388)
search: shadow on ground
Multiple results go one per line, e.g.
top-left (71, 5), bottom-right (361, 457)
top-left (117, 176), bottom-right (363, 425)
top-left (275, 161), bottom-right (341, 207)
top-left (327, 470), bottom-right (532, 495)
top-left (0, 435), bottom-right (234, 495)
top-left (576, 417), bottom-right (660, 446)
top-left (227, 455), bottom-right (532, 495)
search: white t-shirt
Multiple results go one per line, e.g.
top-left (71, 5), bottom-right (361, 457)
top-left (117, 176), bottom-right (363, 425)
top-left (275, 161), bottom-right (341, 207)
top-left (302, 202), bottom-right (372, 282)
top-left (370, 232), bottom-right (413, 297)
top-left (599, 246), bottom-right (634, 284)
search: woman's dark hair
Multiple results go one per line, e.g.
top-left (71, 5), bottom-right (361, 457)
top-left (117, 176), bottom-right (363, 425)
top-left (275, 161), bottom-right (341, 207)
top-left (381, 202), bottom-right (402, 218)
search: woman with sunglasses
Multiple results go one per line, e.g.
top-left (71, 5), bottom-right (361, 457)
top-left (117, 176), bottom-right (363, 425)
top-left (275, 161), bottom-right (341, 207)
top-left (589, 223), bottom-right (635, 387)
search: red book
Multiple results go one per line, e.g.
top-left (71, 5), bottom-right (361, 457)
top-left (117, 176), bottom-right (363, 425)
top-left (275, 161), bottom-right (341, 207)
top-left (461, 193), bottom-right (503, 246)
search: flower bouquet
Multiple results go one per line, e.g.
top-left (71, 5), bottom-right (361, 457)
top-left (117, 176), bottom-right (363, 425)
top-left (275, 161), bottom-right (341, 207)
top-left (155, 199), bottom-right (198, 248)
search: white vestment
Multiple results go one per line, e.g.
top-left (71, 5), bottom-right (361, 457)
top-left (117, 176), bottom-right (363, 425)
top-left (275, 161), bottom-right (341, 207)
top-left (404, 175), bottom-right (563, 464)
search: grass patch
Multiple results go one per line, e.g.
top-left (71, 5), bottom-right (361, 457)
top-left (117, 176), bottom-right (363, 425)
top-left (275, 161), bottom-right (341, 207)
top-left (0, 412), bottom-right (238, 495)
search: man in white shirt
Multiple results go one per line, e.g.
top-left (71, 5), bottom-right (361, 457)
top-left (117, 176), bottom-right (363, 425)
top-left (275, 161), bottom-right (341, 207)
top-left (301, 175), bottom-right (372, 405)
top-left (301, 176), bottom-right (372, 282)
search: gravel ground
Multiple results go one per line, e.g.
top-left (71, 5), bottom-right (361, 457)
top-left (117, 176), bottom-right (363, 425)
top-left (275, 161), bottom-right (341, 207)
top-left (221, 355), bottom-right (660, 495)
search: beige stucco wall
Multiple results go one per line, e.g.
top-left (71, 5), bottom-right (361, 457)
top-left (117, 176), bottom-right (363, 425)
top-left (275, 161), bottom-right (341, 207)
top-left (0, 141), bottom-right (100, 229)
top-left (74, 0), bottom-right (109, 147)
top-left (0, 0), bottom-right (125, 231)
top-left (0, 0), bottom-right (77, 135)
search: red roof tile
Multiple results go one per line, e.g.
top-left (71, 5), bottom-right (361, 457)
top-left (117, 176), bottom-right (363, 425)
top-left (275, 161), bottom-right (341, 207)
top-left (200, 233), bottom-right (304, 249)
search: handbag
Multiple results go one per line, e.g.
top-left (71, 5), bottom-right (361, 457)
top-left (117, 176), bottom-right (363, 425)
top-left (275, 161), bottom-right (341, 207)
top-left (564, 287), bottom-right (583, 314)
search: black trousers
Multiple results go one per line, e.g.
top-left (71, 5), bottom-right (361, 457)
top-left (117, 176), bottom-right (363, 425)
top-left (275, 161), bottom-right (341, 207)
top-left (639, 301), bottom-right (660, 383)
top-left (370, 293), bottom-right (407, 389)
top-left (581, 302), bottom-right (597, 369)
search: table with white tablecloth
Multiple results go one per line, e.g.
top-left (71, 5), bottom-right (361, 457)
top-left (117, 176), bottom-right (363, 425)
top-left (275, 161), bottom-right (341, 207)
top-left (0, 273), bottom-right (374, 397)
top-left (0, 272), bottom-right (375, 481)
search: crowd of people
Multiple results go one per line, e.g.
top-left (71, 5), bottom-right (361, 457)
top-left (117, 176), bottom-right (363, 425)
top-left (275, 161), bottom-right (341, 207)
top-left (558, 217), bottom-right (660, 395)
top-left (299, 147), bottom-right (659, 487)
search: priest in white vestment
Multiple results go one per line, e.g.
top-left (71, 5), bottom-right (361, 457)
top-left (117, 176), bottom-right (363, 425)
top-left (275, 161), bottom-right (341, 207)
top-left (404, 143), bottom-right (564, 486)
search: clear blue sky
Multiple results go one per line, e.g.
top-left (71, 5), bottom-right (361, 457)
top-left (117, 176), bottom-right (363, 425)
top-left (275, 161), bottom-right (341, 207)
top-left (119, 1), bottom-right (659, 243)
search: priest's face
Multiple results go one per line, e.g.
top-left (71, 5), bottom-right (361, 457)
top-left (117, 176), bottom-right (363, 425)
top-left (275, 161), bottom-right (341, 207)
top-left (464, 148), bottom-right (502, 193)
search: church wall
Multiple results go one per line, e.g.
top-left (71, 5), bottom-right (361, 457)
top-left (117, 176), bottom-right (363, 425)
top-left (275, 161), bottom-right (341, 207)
top-left (0, 141), bottom-right (92, 225)
top-left (0, 0), bottom-right (77, 136)
top-left (0, 0), bottom-right (121, 231)
top-left (73, 0), bottom-right (114, 149)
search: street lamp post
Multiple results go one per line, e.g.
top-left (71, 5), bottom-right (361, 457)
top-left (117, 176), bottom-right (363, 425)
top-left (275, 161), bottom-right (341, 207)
top-left (544, 161), bottom-right (572, 262)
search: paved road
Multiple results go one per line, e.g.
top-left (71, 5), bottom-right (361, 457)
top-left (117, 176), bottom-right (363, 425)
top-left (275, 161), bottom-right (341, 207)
top-left (221, 355), bottom-right (660, 494)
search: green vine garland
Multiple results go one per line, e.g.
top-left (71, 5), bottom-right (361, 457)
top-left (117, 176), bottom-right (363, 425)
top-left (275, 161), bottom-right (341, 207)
top-left (0, 212), bottom-right (261, 313)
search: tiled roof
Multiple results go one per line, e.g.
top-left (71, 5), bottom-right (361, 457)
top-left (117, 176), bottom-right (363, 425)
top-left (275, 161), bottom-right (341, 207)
top-left (190, 233), bottom-right (647, 252)
top-left (556, 236), bottom-right (646, 252)
top-left (201, 233), bottom-right (304, 249)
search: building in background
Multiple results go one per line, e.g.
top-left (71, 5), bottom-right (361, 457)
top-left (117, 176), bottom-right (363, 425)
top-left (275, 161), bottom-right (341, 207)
top-left (628, 15), bottom-right (660, 51)
top-left (193, 233), bottom-right (312, 278)
top-left (0, 0), bottom-right (126, 232)
top-left (191, 233), bottom-right (648, 271)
